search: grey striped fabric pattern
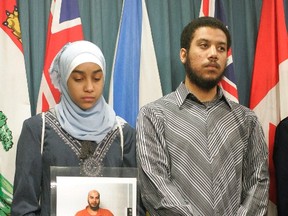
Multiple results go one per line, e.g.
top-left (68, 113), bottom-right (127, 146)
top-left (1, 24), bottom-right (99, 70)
top-left (136, 83), bottom-right (269, 216)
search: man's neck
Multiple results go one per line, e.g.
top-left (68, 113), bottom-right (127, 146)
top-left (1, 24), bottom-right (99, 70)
top-left (184, 78), bottom-right (218, 102)
top-left (87, 207), bottom-right (99, 215)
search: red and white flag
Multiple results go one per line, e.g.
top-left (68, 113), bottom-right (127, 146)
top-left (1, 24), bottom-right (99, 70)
top-left (250, 0), bottom-right (288, 215)
top-left (199, 0), bottom-right (239, 103)
top-left (36, 0), bottom-right (84, 113)
top-left (0, 0), bottom-right (31, 214)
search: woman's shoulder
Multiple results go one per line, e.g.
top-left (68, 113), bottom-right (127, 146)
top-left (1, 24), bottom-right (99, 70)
top-left (23, 113), bottom-right (42, 126)
top-left (116, 116), bottom-right (126, 124)
top-left (116, 116), bottom-right (134, 130)
top-left (23, 110), bottom-right (54, 129)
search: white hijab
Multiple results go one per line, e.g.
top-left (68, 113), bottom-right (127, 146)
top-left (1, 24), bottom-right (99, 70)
top-left (49, 40), bottom-right (116, 143)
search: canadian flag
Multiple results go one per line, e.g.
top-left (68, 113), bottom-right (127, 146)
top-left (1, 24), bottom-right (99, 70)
top-left (249, 0), bottom-right (288, 215)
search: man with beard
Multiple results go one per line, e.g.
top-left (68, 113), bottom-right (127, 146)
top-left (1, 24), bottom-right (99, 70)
top-left (75, 190), bottom-right (113, 216)
top-left (136, 17), bottom-right (269, 216)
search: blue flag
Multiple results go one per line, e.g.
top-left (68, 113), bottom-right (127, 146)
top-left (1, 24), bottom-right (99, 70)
top-left (109, 0), bottom-right (162, 127)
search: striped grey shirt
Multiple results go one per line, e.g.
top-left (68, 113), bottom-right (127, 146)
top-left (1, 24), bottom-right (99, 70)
top-left (136, 83), bottom-right (269, 216)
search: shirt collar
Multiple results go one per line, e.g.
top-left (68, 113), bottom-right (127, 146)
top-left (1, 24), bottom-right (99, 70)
top-left (175, 82), bottom-right (233, 109)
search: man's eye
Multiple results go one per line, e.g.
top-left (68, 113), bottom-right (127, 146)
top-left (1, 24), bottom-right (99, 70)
top-left (200, 43), bottom-right (208, 48)
top-left (218, 46), bottom-right (226, 52)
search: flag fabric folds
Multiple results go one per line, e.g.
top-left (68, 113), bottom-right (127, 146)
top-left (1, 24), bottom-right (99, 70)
top-left (36, 0), bottom-right (84, 113)
top-left (199, 0), bottom-right (239, 103)
top-left (249, 0), bottom-right (288, 215)
top-left (0, 0), bottom-right (31, 214)
top-left (109, 0), bottom-right (162, 127)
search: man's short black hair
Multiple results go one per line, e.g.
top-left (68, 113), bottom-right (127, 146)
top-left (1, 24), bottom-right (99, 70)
top-left (180, 16), bottom-right (231, 51)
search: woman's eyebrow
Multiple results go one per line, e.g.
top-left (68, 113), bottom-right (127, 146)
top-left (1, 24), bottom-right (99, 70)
top-left (71, 68), bottom-right (102, 74)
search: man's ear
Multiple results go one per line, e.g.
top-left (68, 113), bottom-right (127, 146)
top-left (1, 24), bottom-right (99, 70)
top-left (180, 48), bottom-right (187, 64)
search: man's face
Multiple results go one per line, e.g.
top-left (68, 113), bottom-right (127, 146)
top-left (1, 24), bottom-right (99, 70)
top-left (88, 191), bottom-right (100, 211)
top-left (180, 26), bottom-right (228, 90)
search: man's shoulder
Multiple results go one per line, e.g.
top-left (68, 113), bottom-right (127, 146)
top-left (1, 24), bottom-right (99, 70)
top-left (227, 99), bottom-right (256, 115)
top-left (142, 91), bottom-right (176, 109)
top-left (278, 116), bottom-right (288, 126)
top-left (98, 208), bottom-right (114, 216)
top-left (75, 208), bottom-right (87, 216)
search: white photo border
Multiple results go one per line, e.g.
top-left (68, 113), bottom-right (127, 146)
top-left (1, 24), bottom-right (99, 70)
top-left (50, 167), bottom-right (138, 216)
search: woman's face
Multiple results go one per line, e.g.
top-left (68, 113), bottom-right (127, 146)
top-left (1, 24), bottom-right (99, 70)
top-left (67, 62), bottom-right (104, 110)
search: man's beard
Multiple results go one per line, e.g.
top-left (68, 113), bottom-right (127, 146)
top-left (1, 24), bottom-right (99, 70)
top-left (185, 60), bottom-right (224, 90)
top-left (89, 204), bottom-right (99, 211)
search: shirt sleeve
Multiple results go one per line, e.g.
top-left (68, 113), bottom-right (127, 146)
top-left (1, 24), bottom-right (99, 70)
top-left (11, 116), bottom-right (42, 216)
top-left (237, 114), bottom-right (270, 215)
top-left (273, 118), bottom-right (288, 216)
top-left (136, 105), bottom-right (194, 216)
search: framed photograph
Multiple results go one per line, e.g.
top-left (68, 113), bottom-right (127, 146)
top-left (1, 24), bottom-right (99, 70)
top-left (50, 167), bottom-right (138, 216)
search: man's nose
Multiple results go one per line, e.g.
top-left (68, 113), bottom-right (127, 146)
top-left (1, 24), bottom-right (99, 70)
top-left (208, 46), bottom-right (218, 61)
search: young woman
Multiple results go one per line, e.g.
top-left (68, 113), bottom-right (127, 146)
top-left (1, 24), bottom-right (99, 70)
top-left (11, 40), bottom-right (137, 216)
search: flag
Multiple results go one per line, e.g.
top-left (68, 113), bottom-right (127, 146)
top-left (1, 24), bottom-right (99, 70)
top-left (109, 0), bottom-right (162, 127)
top-left (36, 0), bottom-right (84, 113)
top-left (199, 0), bottom-right (239, 103)
top-left (0, 0), bottom-right (31, 214)
top-left (250, 0), bottom-right (288, 215)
